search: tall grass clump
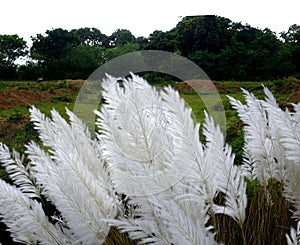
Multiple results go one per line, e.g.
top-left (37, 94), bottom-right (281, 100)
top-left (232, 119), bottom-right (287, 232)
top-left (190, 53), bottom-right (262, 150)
top-left (228, 87), bottom-right (300, 244)
top-left (0, 74), bottom-right (299, 244)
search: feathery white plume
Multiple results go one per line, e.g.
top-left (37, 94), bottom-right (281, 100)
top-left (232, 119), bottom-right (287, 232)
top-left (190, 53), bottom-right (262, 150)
top-left (229, 86), bottom-right (300, 219)
top-left (0, 178), bottom-right (74, 244)
top-left (0, 143), bottom-right (40, 199)
top-left (28, 106), bottom-right (117, 244)
top-left (286, 221), bottom-right (300, 245)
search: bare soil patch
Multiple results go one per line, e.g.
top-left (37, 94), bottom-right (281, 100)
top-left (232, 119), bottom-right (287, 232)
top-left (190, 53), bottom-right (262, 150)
top-left (175, 80), bottom-right (220, 92)
top-left (175, 78), bottom-right (300, 103)
top-left (0, 80), bottom-right (84, 110)
top-left (0, 89), bottom-right (51, 109)
top-left (285, 78), bottom-right (300, 102)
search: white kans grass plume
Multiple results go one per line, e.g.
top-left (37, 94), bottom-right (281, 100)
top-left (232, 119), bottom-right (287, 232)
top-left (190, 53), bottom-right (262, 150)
top-left (228, 86), bottom-right (300, 244)
top-left (228, 88), bottom-right (285, 185)
top-left (27, 107), bottom-right (118, 244)
top-left (1, 73), bottom-right (299, 244)
top-left (202, 111), bottom-right (247, 224)
top-left (0, 105), bottom-right (118, 244)
top-left (0, 143), bottom-right (40, 199)
top-left (0, 177), bottom-right (75, 244)
top-left (286, 220), bottom-right (300, 245)
top-left (262, 87), bottom-right (300, 220)
top-left (97, 73), bottom-right (247, 244)
top-left (228, 87), bottom-right (300, 220)
top-left (97, 73), bottom-right (213, 243)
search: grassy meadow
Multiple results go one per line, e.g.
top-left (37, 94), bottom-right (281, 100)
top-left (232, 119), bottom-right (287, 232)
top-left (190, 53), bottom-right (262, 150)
top-left (0, 77), bottom-right (298, 184)
top-left (0, 76), bottom-right (299, 244)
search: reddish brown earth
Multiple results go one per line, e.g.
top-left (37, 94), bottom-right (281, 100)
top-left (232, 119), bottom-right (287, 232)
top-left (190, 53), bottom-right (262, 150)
top-left (2, 78), bottom-right (299, 109)
top-left (0, 80), bottom-right (84, 136)
top-left (175, 78), bottom-right (300, 113)
top-left (0, 80), bottom-right (84, 110)
top-left (285, 78), bottom-right (300, 102)
top-left (175, 78), bottom-right (300, 103)
top-left (1, 78), bottom-right (299, 119)
top-left (175, 80), bottom-right (240, 93)
top-left (0, 89), bottom-right (50, 110)
top-left (175, 80), bottom-right (221, 92)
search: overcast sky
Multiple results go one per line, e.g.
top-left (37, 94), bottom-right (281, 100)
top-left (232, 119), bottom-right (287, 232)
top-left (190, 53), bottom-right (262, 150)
top-left (1, 0), bottom-right (299, 44)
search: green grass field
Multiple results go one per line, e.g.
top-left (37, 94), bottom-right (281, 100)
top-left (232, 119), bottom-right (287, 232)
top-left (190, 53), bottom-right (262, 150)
top-left (0, 77), bottom-right (298, 157)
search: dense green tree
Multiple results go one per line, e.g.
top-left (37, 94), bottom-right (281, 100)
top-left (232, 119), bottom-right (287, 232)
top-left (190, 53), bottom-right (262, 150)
top-left (0, 15), bottom-right (297, 81)
top-left (215, 24), bottom-right (262, 80)
top-left (274, 42), bottom-right (296, 77)
top-left (246, 29), bottom-right (282, 80)
top-left (193, 15), bottom-right (232, 53)
top-left (72, 27), bottom-right (108, 47)
top-left (146, 30), bottom-right (176, 52)
top-left (281, 24), bottom-right (300, 44)
top-left (175, 16), bottom-right (198, 56)
top-left (31, 28), bottom-right (80, 62)
top-left (108, 29), bottom-right (135, 47)
top-left (175, 15), bottom-right (232, 56)
top-left (0, 34), bottom-right (27, 79)
top-left (180, 17), bottom-right (261, 80)
top-left (17, 61), bottom-right (44, 80)
top-left (28, 28), bottom-right (115, 79)
top-left (0, 34), bottom-right (27, 66)
top-left (216, 37), bottom-right (249, 80)
top-left (281, 24), bottom-right (300, 75)
top-left (220, 25), bottom-right (298, 80)
top-left (104, 42), bottom-right (140, 61)
top-left (64, 44), bottom-right (106, 78)
top-left (135, 36), bottom-right (149, 49)
top-left (188, 50), bottom-right (218, 79)
top-left (231, 22), bottom-right (261, 45)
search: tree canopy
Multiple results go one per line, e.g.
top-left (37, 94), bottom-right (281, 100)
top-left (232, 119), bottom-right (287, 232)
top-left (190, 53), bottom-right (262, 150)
top-left (0, 34), bottom-right (27, 79)
top-left (0, 15), bottom-right (299, 81)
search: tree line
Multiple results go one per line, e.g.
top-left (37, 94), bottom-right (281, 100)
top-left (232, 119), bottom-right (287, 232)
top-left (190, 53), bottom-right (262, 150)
top-left (0, 15), bottom-right (299, 81)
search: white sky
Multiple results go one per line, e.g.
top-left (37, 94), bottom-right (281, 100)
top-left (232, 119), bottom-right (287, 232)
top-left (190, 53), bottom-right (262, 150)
top-left (1, 0), bottom-right (299, 44)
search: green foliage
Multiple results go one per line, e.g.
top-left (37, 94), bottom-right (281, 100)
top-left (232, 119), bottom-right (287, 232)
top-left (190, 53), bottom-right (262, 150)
top-left (63, 45), bottom-right (106, 79)
top-left (0, 34), bottom-right (27, 66)
top-left (0, 116), bottom-right (38, 155)
top-left (17, 61), bottom-right (47, 80)
top-left (281, 24), bottom-right (300, 44)
top-left (281, 24), bottom-right (300, 75)
top-left (104, 43), bottom-right (140, 61)
top-left (0, 34), bottom-right (27, 79)
top-left (109, 29), bottom-right (135, 47)
top-left (245, 179), bottom-right (260, 198)
top-left (0, 15), bottom-right (298, 80)
top-left (146, 30), bottom-right (177, 51)
top-left (7, 112), bottom-right (24, 122)
top-left (7, 121), bottom-right (38, 152)
top-left (175, 16), bottom-right (232, 55)
top-left (72, 27), bottom-right (108, 47)
top-left (31, 28), bottom-right (80, 61)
